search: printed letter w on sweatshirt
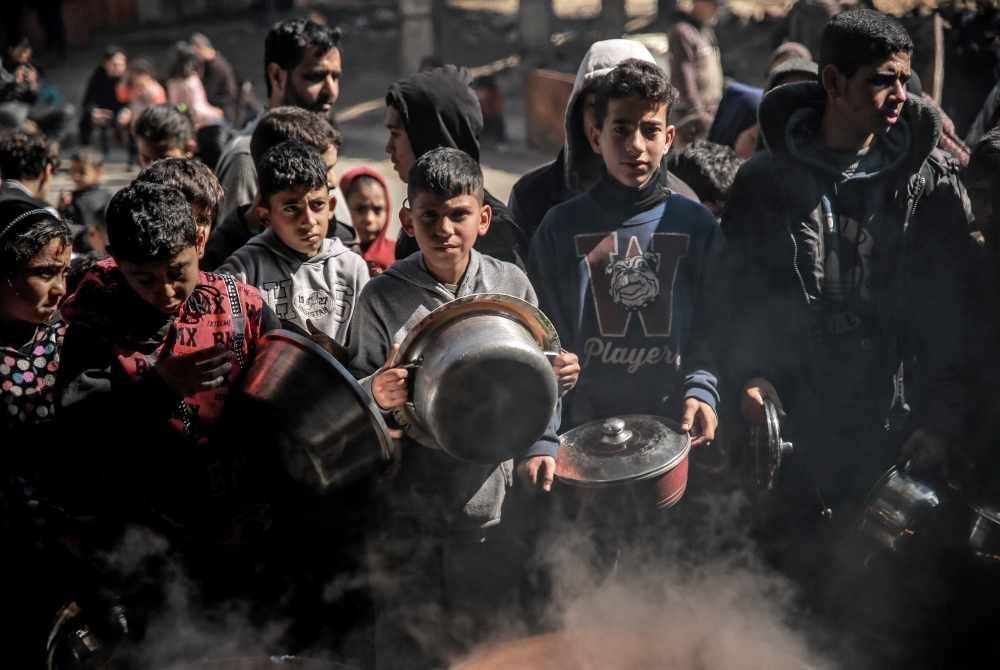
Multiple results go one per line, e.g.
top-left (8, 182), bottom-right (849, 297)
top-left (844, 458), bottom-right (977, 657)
top-left (575, 232), bottom-right (689, 337)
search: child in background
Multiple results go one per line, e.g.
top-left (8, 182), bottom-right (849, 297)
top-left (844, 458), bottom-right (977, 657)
top-left (339, 166), bottom-right (395, 275)
top-left (59, 147), bottom-right (111, 254)
top-left (349, 148), bottom-right (579, 670)
top-left (132, 104), bottom-right (196, 168)
top-left (665, 139), bottom-right (745, 218)
top-left (218, 140), bottom-right (369, 344)
top-left (166, 42), bottom-right (225, 129)
top-left (134, 157), bottom-right (224, 261)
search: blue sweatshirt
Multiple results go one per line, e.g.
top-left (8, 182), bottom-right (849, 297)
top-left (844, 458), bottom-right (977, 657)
top-left (529, 188), bottom-right (724, 428)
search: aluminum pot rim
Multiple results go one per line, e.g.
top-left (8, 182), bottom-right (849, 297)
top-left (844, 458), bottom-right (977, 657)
top-left (249, 329), bottom-right (395, 465)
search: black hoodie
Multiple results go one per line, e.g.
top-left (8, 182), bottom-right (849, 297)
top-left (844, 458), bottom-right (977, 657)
top-left (723, 81), bottom-right (979, 449)
top-left (386, 66), bottom-right (527, 267)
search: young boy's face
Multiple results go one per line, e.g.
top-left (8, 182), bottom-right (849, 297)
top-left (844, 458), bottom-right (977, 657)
top-left (400, 191), bottom-right (490, 277)
top-left (86, 224), bottom-right (109, 256)
top-left (258, 185), bottom-right (332, 257)
top-left (69, 160), bottom-right (101, 189)
top-left (589, 96), bottom-right (674, 189)
top-left (117, 246), bottom-right (200, 315)
top-left (824, 51), bottom-right (910, 139)
top-left (385, 105), bottom-right (417, 182)
top-left (346, 180), bottom-right (387, 243)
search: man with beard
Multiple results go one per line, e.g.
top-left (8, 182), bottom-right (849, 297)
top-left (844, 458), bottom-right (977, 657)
top-left (724, 9), bottom-right (979, 550)
top-left (214, 18), bottom-right (351, 226)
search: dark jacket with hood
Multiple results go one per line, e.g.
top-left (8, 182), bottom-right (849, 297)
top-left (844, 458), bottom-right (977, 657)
top-left (386, 66), bottom-right (527, 267)
top-left (723, 82), bottom-right (979, 445)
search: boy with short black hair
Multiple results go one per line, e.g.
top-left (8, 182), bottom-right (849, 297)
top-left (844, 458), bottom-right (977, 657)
top-left (349, 147), bottom-right (578, 670)
top-left (218, 140), bottom-right (368, 344)
top-left (132, 104), bottom-right (196, 168)
top-left (666, 139), bottom-right (745, 216)
top-left (56, 180), bottom-right (278, 537)
top-left (530, 58), bottom-right (722, 443)
top-left (0, 128), bottom-right (56, 208)
top-left (203, 106), bottom-right (354, 270)
top-left (134, 156), bottom-right (224, 261)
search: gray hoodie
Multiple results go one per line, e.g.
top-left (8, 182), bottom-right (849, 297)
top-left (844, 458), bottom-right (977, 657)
top-left (348, 249), bottom-right (559, 531)
top-left (218, 229), bottom-right (369, 344)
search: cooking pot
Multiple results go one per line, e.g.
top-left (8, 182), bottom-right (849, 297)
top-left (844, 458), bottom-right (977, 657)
top-left (555, 415), bottom-right (690, 510)
top-left (233, 330), bottom-right (394, 492)
top-left (966, 503), bottom-right (1000, 565)
top-left (395, 293), bottom-right (560, 464)
top-left (858, 465), bottom-right (944, 556)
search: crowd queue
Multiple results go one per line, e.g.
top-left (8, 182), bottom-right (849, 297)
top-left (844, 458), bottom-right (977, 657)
top-left (2, 5), bottom-right (1000, 669)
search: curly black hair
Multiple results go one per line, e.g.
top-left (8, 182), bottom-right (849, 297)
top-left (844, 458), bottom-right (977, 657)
top-left (0, 200), bottom-right (69, 277)
top-left (264, 19), bottom-right (341, 98)
top-left (105, 181), bottom-right (197, 263)
top-left (819, 9), bottom-right (913, 84)
top-left (132, 105), bottom-right (195, 152)
top-left (249, 106), bottom-right (341, 167)
top-left (257, 140), bottom-right (328, 204)
top-left (593, 58), bottom-right (678, 128)
top-left (666, 139), bottom-right (744, 206)
top-left (406, 147), bottom-right (483, 205)
top-left (0, 129), bottom-right (52, 181)
top-left (135, 158), bottom-right (224, 229)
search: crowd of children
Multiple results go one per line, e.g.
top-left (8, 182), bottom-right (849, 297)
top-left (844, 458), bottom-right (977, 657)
top-left (2, 6), bottom-right (1000, 669)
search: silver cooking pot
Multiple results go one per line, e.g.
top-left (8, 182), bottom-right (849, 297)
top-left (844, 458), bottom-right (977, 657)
top-left (858, 465), bottom-right (944, 556)
top-left (395, 293), bottom-right (560, 464)
top-left (233, 330), bottom-right (394, 492)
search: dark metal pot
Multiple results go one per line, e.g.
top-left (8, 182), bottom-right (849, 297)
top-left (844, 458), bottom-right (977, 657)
top-left (966, 503), bottom-right (1000, 565)
top-left (396, 293), bottom-right (560, 464)
top-left (555, 415), bottom-right (691, 510)
top-left (858, 465), bottom-right (944, 556)
top-left (233, 330), bottom-right (394, 492)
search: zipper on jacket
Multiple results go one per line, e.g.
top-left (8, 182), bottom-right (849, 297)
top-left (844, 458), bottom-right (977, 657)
top-left (903, 174), bottom-right (926, 230)
top-left (788, 226), bottom-right (813, 305)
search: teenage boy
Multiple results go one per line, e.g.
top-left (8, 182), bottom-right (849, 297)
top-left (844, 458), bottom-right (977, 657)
top-left (723, 9), bottom-right (978, 517)
top-left (384, 65), bottom-right (526, 266)
top-left (215, 19), bottom-right (349, 223)
top-left (530, 59), bottom-right (722, 445)
top-left (134, 157), bottom-right (224, 261)
top-left (56, 180), bottom-right (279, 538)
top-left (203, 106), bottom-right (354, 271)
top-left (132, 104), bottom-right (196, 168)
top-left (509, 39), bottom-right (699, 243)
top-left (667, 0), bottom-right (724, 117)
top-left (218, 140), bottom-right (368, 344)
top-left (349, 147), bottom-right (578, 670)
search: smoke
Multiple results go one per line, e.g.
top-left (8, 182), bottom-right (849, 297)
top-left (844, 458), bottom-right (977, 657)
top-left (453, 488), bottom-right (842, 670)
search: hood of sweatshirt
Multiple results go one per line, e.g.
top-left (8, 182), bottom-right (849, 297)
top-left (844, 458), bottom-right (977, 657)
top-left (381, 247), bottom-right (486, 299)
top-left (758, 81), bottom-right (940, 182)
top-left (339, 166), bottom-right (395, 273)
top-left (385, 65), bottom-right (483, 161)
top-left (563, 39), bottom-right (657, 192)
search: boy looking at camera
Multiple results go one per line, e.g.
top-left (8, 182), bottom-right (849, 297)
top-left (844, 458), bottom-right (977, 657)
top-left (348, 147), bottom-right (579, 670)
top-left (529, 58), bottom-right (723, 443)
top-left (218, 140), bottom-right (368, 344)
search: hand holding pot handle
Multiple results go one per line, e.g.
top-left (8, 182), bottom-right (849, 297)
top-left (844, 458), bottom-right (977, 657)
top-left (681, 398), bottom-right (717, 448)
top-left (741, 377), bottom-right (784, 426)
top-left (372, 344), bottom-right (410, 410)
top-left (517, 456), bottom-right (556, 492)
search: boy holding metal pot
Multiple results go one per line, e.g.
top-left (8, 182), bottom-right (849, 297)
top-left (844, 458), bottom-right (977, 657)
top-left (348, 147), bottom-right (579, 670)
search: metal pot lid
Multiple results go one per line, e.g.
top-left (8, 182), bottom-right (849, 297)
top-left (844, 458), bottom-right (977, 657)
top-left (396, 292), bottom-right (560, 367)
top-left (556, 414), bottom-right (690, 487)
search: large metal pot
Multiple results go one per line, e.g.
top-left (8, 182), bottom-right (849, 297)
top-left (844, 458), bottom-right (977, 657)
top-left (396, 293), bottom-right (560, 464)
top-left (555, 415), bottom-right (691, 510)
top-left (233, 330), bottom-right (394, 492)
top-left (858, 465), bottom-right (944, 556)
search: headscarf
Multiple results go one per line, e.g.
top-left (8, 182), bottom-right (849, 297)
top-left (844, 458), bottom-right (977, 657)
top-left (339, 166), bottom-right (395, 274)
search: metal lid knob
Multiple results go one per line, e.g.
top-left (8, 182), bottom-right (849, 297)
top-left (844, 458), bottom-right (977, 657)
top-left (600, 417), bottom-right (633, 448)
